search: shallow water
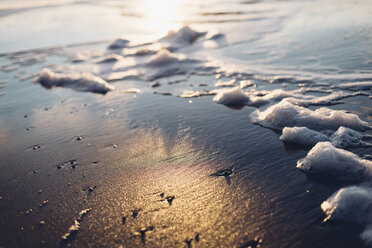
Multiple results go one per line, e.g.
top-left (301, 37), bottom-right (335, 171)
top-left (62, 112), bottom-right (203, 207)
top-left (0, 0), bottom-right (372, 247)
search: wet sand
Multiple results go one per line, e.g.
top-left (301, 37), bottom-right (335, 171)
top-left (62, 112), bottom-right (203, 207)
top-left (1, 0), bottom-right (372, 247)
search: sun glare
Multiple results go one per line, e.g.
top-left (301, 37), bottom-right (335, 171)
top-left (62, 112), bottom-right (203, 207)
top-left (140, 0), bottom-right (185, 36)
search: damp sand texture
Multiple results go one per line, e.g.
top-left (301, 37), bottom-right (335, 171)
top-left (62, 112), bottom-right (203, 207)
top-left (1, 0), bottom-right (372, 247)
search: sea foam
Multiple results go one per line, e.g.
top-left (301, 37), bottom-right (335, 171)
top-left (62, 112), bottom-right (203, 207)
top-left (212, 87), bottom-right (250, 105)
top-left (146, 49), bottom-right (186, 67)
top-left (160, 26), bottom-right (205, 48)
top-left (280, 127), bottom-right (329, 146)
top-left (335, 81), bottom-right (372, 91)
top-left (37, 68), bottom-right (115, 94)
top-left (321, 186), bottom-right (372, 246)
top-left (296, 142), bottom-right (372, 182)
top-left (250, 100), bottom-right (370, 131)
top-left (321, 186), bottom-right (372, 223)
top-left (280, 126), bottom-right (371, 148)
top-left (213, 87), bottom-right (363, 108)
top-left (108, 37), bottom-right (129, 49)
top-left (330, 126), bottom-right (372, 148)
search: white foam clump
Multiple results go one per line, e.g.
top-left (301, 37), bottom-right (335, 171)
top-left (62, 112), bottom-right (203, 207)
top-left (250, 99), bottom-right (370, 131)
top-left (296, 142), bottom-right (372, 182)
top-left (213, 86), bottom-right (363, 108)
top-left (37, 68), bottom-right (115, 94)
top-left (240, 80), bottom-right (253, 89)
top-left (321, 186), bottom-right (372, 223)
top-left (280, 126), bottom-right (371, 148)
top-left (143, 49), bottom-right (204, 80)
top-left (121, 88), bottom-right (141, 94)
top-left (205, 31), bottom-right (225, 40)
top-left (336, 81), bottom-right (372, 91)
top-left (146, 49), bottom-right (185, 67)
top-left (215, 78), bottom-right (237, 87)
top-left (213, 88), bottom-right (300, 107)
top-left (280, 127), bottom-right (329, 146)
top-left (249, 89), bottom-right (311, 107)
top-left (160, 26), bottom-right (204, 47)
top-left (97, 54), bottom-right (123, 63)
top-left (108, 37), bottom-right (129, 49)
top-left (321, 186), bottom-right (372, 246)
top-left (213, 87), bottom-right (250, 105)
top-left (179, 90), bottom-right (201, 98)
top-left (330, 126), bottom-right (372, 148)
top-left (212, 87), bottom-right (357, 108)
top-left (284, 91), bottom-right (363, 107)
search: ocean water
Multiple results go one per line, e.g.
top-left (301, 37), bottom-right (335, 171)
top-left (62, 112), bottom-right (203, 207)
top-left (0, 0), bottom-right (372, 247)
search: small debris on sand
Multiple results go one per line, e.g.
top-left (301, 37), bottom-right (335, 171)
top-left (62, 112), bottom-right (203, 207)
top-left (238, 237), bottom-right (263, 248)
top-left (61, 209), bottom-right (91, 242)
top-left (212, 168), bottom-right (233, 177)
top-left (166, 196), bottom-right (175, 206)
top-left (132, 208), bottom-right (141, 218)
top-left (25, 209), bottom-right (33, 215)
top-left (39, 200), bottom-right (48, 207)
top-left (57, 160), bottom-right (77, 169)
top-left (195, 233), bottom-right (200, 242)
top-left (32, 145), bottom-right (42, 150)
top-left (87, 186), bottom-right (97, 192)
top-left (185, 238), bottom-right (193, 248)
top-left (135, 226), bottom-right (154, 244)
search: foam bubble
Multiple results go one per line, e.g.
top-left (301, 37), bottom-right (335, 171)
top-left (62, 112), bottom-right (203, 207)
top-left (179, 90), bottom-right (214, 98)
top-left (215, 78), bottom-right (237, 87)
top-left (335, 82), bottom-right (372, 91)
top-left (284, 91), bottom-right (364, 107)
top-left (108, 37), bottom-right (129, 49)
top-left (97, 54), bottom-right (123, 63)
top-left (280, 127), bottom-right (329, 146)
top-left (160, 26), bottom-right (205, 48)
top-left (143, 49), bottom-right (205, 80)
top-left (212, 87), bottom-right (250, 105)
top-left (240, 80), bottom-right (253, 89)
top-left (250, 100), bottom-right (371, 131)
top-left (321, 186), bottom-right (372, 223)
top-left (212, 87), bottom-right (360, 108)
top-left (280, 126), bottom-right (371, 148)
top-left (146, 49), bottom-right (186, 67)
top-left (36, 68), bottom-right (115, 94)
top-left (121, 88), bottom-right (141, 94)
top-left (330, 126), bottom-right (372, 148)
top-left (321, 186), bottom-right (372, 246)
top-left (296, 142), bottom-right (372, 182)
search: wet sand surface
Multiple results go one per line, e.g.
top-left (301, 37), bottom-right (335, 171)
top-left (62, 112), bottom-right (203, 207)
top-left (1, 0), bottom-right (372, 247)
